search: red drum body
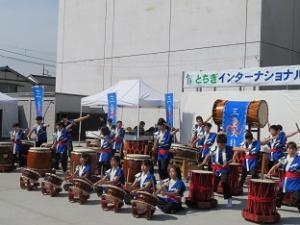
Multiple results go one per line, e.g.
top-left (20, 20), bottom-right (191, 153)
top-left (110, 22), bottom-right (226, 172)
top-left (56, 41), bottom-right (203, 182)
top-left (0, 142), bottom-right (14, 172)
top-left (217, 163), bottom-right (243, 196)
top-left (242, 179), bottom-right (280, 223)
top-left (27, 147), bottom-right (51, 176)
top-left (186, 170), bottom-right (217, 209)
top-left (124, 140), bottom-right (153, 155)
top-left (70, 148), bottom-right (98, 175)
top-left (123, 154), bottom-right (150, 183)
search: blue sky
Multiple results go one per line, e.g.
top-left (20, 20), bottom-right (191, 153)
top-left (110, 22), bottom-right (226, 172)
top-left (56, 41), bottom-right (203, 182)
top-left (0, 0), bottom-right (58, 76)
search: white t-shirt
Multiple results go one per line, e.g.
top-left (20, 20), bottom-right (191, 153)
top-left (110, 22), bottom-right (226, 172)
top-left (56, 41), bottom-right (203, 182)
top-left (168, 179), bottom-right (177, 191)
top-left (140, 172), bottom-right (148, 188)
top-left (78, 165), bottom-right (86, 177)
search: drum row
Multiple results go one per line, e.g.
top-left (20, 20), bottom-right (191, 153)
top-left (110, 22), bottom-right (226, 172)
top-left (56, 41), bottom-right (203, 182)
top-left (19, 167), bottom-right (159, 219)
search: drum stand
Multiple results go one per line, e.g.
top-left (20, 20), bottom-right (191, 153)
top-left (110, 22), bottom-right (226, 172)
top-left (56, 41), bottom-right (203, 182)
top-left (41, 181), bottom-right (62, 197)
top-left (68, 187), bottom-right (89, 204)
top-left (131, 201), bottom-right (155, 220)
top-left (20, 176), bottom-right (39, 191)
top-left (186, 198), bottom-right (218, 209)
top-left (100, 195), bottom-right (123, 212)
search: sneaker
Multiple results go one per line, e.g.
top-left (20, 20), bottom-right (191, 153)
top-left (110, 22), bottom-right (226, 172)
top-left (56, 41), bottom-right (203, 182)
top-left (227, 198), bottom-right (233, 208)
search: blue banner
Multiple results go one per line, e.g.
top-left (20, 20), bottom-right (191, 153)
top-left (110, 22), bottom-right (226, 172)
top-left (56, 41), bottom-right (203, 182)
top-left (32, 85), bottom-right (44, 117)
top-left (222, 101), bottom-right (249, 147)
top-left (165, 93), bottom-right (174, 127)
top-left (107, 92), bottom-right (117, 125)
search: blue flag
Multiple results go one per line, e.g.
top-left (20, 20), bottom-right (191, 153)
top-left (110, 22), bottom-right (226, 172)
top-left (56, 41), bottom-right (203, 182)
top-left (32, 85), bottom-right (44, 117)
top-left (107, 92), bottom-right (117, 125)
top-left (165, 93), bottom-right (174, 127)
top-left (222, 101), bottom-right (249, 147)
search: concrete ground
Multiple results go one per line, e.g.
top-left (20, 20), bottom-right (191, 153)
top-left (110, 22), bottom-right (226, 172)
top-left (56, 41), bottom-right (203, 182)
top-left (0, 170), bottom-right (299, 225)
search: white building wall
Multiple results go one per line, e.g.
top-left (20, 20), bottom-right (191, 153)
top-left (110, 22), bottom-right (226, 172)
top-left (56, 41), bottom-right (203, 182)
top-left (56, 0), bottom-right (262, 97)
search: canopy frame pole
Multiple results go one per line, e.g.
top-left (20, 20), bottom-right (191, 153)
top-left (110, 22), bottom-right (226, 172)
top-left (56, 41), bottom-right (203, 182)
top-left (78, 104), bottom-right (83, 146)
top-left (137, 80), bottom-right (140, 139)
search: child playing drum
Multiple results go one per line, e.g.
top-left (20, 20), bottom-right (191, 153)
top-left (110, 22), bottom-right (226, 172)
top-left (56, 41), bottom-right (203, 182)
top-left (94, 156), bottom-right (125, 196)
top-left (124, 160), bottom-right (156, 204)
top-left (153, 121), bottom-right (179, 180)
top-left (234, 131), bottom-right (260, 188)
top-left (97, 126), bottom-right (113, 175)
top-left (200, 133), bottom-right (233, 207)
top-left (157, 165), bottom-right (186, 214)
top-left (63, 153), bottom-right (92, 191)
top-left (267, 141), bottom-right (300, 213)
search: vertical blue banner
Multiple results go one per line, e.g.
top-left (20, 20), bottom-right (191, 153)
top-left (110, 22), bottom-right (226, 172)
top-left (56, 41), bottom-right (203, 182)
top-left (165, 93), bottom-right (174, 127)
top-left (107, 92), bottom-right (117, 125)
top-left (32, 85), bottom-right (44, 117)
top-left (222, 101), bottom-right (249, 147)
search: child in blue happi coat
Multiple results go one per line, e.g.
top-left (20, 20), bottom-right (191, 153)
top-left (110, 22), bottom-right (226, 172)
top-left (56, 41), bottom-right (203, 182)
top-left (234, 131), bottom-right (260, 187)
top-left (157, 165), bottom-right (186, 214)
top-left (11, 123), bottom-right (26, 167)
top-left (267, 141), bottom-right (300, 213)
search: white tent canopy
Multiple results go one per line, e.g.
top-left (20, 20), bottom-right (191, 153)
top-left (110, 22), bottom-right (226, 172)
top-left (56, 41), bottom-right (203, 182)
top-left (0, 92), bottom-right (18, 138)
top-left (81, 79), bottom-right (167, 108)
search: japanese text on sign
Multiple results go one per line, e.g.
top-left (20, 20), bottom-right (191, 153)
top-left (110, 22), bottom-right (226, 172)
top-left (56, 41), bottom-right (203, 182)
top-left (183, 65), bottom-right (300, 88)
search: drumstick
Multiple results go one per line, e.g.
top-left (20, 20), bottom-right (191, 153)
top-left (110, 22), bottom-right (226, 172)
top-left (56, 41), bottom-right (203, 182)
top-left (261, 153), bottom-right (266, 179)
top-left (296, 123), bottom-right (300, 132)
top-left (127, 168), bottom-right (130, 184)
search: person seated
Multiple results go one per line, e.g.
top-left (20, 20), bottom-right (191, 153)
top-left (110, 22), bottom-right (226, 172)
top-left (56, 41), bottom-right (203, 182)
top-left (93, 156), bottom-right (125, 197)
top-left (157, 165), bottom-right (186, 214)
top-left (267, 141), bottom-right (300, 213)
top-left (63, 153), bottom-right (92, 191)
top-left (124, 159), bottom-right (156, 204)
top-left (133, 121), bottom-right (146, 135)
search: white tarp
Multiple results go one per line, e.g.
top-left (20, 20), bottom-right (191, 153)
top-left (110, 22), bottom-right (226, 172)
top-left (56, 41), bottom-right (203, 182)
top-left (81, 79), bottom-right (167, 108)
top-left (0, 92), bottom-right (18, 138)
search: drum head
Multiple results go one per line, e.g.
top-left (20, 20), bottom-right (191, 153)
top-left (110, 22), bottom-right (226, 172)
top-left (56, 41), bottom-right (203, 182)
top-left (125, 154), bottom-right (150, 160)
top-left (251, 178), bottom-right (275, 184)
top-left (23, 168), bottom-right (41, 177)
top-left (29, 147), bottom-right (50, 151)
top-left (73, 148), bottom-right (96, 154)
top-left (73, 178), bottom-right (93, 187)
top-left (171, 144), bottom-right (186, 148)
top-left (136, 191), bottom-right (156, 198)
top-left (190, 170), bottom-right (213, 174)
top-left (102, 184), bottom-right (126, 194)
top-left (0, 142), bottom-right (12, 146)
top-left (258, 100), bottom-right (268, 128)
top-left (45, 173), bottom-right (63, 181)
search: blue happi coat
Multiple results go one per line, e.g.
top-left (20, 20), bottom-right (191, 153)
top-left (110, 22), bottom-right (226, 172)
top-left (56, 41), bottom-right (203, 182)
top-left (242, 140), bottom-right (260, 171)
top-left (196, 132), bottom-right (217, 158)
top-left (280, 155), bottom-right (300, 193)
top-left (157, 130), bottom-right (174, 160)
top-left (210, 145), bottom-right (233, 175)
top-left (268, 133), bottom-right (286, 161)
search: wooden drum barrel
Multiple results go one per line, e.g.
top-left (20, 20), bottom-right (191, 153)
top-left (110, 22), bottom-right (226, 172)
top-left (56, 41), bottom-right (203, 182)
top-left (242, 179), bottom-right (280, 223)
top-left (0, 142), bottom-right (14, 172)
top-left (70, 148), bottom-right (98, 175)
top-left (123, 154), bottom-right (150, 183)
top-left (27, 147), bottom-right (52, 176)
top-left (212, 99), bottom-right (268, 128)
top-left (124, 140), bottom-right (153, 155)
